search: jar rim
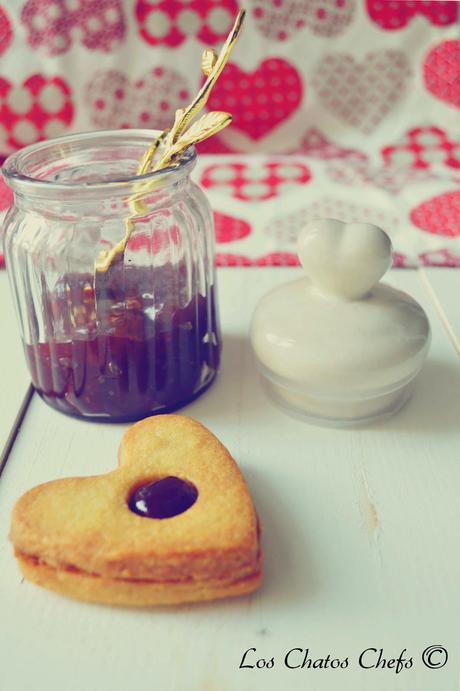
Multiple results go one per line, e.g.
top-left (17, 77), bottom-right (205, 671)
top-left (1, 128), bottom-right (196, 196)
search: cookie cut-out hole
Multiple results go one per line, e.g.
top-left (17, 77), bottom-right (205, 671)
top-left (128, 476), bottom-right (198, 519)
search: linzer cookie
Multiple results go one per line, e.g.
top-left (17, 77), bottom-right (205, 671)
top-left (10, 416), bottom-right (262, 606)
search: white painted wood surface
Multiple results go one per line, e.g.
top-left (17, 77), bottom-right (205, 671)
top-left (0, 268), bottom-right (459, 691)
top-left (0, 271), bottom-right (32, 463)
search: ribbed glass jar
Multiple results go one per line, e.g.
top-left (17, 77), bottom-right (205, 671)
top-left (2, 130), bottom-right (221, 421)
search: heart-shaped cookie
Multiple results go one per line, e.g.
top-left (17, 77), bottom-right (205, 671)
top-left (423, 40), bottom-right (460, 109)
top-left (366, 0), bottom-right (457, 30)
top-left (21, 0), bottom-right (126, 55)
top-left (0, 74), bottom-right (74, 153)
top-left (313, 51), bottom-right (411, 134)
top-left (205, 59), bottom-right (303, 141)
top-left (85, 67), bottom-right (190, 131)
top-left (298, 219), bottom-right (392, 300)
top-left (11, 416), bottom-right (262, 606)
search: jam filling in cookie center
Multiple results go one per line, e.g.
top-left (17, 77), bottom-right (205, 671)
top-left (128, 476), bottom-right (198, 519)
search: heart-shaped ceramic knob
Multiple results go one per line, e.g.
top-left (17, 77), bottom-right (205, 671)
top-left (297, 219), bottom-right (393, 300)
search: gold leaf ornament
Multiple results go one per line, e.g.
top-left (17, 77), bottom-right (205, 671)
top-left (201, 48), bottom-right (218, 76)
top-left (152, 111), bottom-right (232, 171)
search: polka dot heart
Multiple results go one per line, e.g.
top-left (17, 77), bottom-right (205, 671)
top-left (293, 127), bottom-right (367, 162)
top-left (423, 40), bottom-right (460, 109)
top-left (410, 191), bottom-right (460, 237)
top-left (21, 0), bottom-right (126, 55)
top-left (201, 160), bottom-right (311, 201)
top-left (419, 249), bottom-right (460, 267)
top-left (0, 6), bottom-right (12, 56)
top-left (366, 0), bottom-right (458, 31)
top-left (327, 160), bottom-right (435, 195)
top-left (206, 59), bottom-right (303, 141)
top-left (313, 51), bottom-right (411, 134)
top-left (213, 211), bottom-right (252, 243)
top-left (251, 0), bottom-right (355, 41)
top-left (381, 126), bottom-right (460, 170)
top-left (135, 0), bottom-right (238, 48)
top-left (0, 74), bottom-right (73, 152)
top-left (263, 197), bottom-right (399, 244)
top-left (85, 67), bottom-right (190, 131)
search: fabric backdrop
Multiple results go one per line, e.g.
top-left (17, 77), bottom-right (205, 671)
top-left (0, 0), bottom-right (459, 266)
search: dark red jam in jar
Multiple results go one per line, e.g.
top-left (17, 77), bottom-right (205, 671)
top-left (25, 266), bottom-right (221, 421)
top-left (2, 130), bottom-right (221, 422)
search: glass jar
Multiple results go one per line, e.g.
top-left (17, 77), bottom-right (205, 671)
top-left (2, 129), bottom-right (221, 421)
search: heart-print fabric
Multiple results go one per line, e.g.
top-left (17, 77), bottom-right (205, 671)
top-left (0, 0), bottom-right (459, 266)
top-left (313, 51), bottom-right (411, 134)
top-left (250, 0), bottom-right (355, 40)
top-left (85, 67), bottom-right (190, 130)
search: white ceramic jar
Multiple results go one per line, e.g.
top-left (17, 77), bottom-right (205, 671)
top-left (250, 220), bottom-right (431, 427)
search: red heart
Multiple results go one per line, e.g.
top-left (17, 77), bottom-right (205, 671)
top-left (135, 0), bottom-right (238, 47)
top-left (21, 0), bottom-right (126, 55)
top-left (423, 40), bottom-right (460, 109)
top-left (201, 160), bottom-right (311, 201)
top-left (0, 74), bottom-right (74, 153)
top-left (85, 67), bottom-right (190, 131)
top-left (251, 0), bottom-right (355, 40)
top-left (197, 136), bottom-right (236, 154)
top-left (381, 126), bottom-right (460, 170)
top-left (367, 0), bottom-right (457, 30)
top-left (313, 51), bottom-right (411, 133)
top-left (0, 174), bottom-right (12, 211)
top-left (0, 6), bottom-right (12, 56)
top-left (213, 212), bottom-right (252, 243)
top-left (206, 59), bottom-right (303, 140)
top-left (410, 191), bottom-right (460, 237)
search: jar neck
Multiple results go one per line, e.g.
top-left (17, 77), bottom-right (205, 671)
top-left (2, 129), bottom-right (196, 219)
top-left (12, 171), bottom-right (192, 220)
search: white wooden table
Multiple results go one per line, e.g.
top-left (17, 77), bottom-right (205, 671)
top-left (0, 267), bottom-right (459, 691)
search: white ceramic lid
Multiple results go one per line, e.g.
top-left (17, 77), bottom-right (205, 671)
top-left (251, 220), bottom-right (431, 396)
